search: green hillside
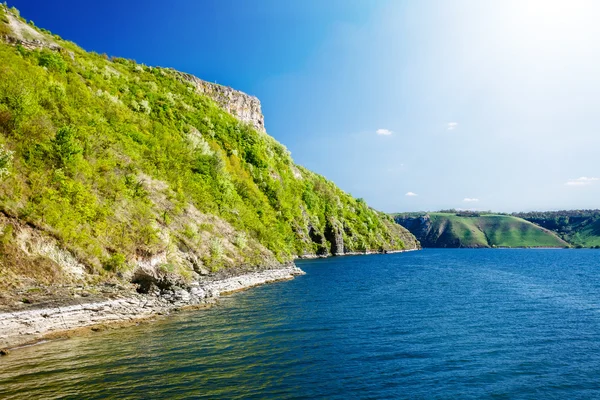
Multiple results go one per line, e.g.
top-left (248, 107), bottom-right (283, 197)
top-left (514, 210), bottom-right (600, 248)
top-left (394, 212), bottom-right (568, 248)
top-left (0, 5), bottom-right (418, 293)
top-left (564, 220), bottom-right (600, 247)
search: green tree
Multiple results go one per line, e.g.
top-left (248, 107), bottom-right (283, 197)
top-left (52, 126), bottom-right (82, 168)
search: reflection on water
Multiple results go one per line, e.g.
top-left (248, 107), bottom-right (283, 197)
top-left (2, 249), bottom-right (600, 399)
top-left (1, 283), bottom-right (326, 400)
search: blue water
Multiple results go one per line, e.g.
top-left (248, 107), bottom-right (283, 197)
top-left (2, 249), bottom-right (600, 399)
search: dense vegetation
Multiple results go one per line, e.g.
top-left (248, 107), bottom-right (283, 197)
top-left (0, 5), bottom-right (416, 289)
top-left (514, 210), bottom-right (600, 248)
top-left (393, 212), bottom-right (568, 248)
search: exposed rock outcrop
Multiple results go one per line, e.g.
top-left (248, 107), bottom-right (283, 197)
top-left (2, 9), bottom-right (60, 51)
top-left (174, 71), bottom-right (266, 133)
top-left (324, 218), bottom-right (344, 256)
top-left (2, 6), bottom-right (266, 135)
top-left (395, 215), bottom-right (433, 241)
top-left (306, 223), bottom-right (328, 256)
top-left (299, 216), bottom-right (419, 258)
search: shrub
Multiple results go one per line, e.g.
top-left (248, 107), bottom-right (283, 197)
top-left (0, 224), bottom-right (13, 245)
top-left (158, 263), bottom-right (174, 274)
top-left (52, 126), bottom-right (81, 167)
top-left (38, 51), bottom-right (67, 73)
top-left (233, 232), bottom-right (247, 249)
top-left (0, 5), bottom-right (8, 25)
top-left (209, 237), bottom-right (223, 259)
top-left (182, 224), bottom-right (196, 239)
top-left (104, 253), bottom-right (126, 272)
top-left (0, 144), bottom-right (13, 178)
top-left (198, 223), bottom-right (213, 233)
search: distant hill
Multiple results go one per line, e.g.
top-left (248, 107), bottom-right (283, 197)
top-left (393, 212), bottom-right (569, 248)
top-left (514, 210), bottom-right (600, 248)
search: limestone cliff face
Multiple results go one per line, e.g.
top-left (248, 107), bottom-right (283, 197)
top-left (0, 4), bottom-right (421, 304)
top-left (300, 215), bottom-right (419, 257)
top-left (2, 7), bottom-right (267, 134)
top-left (2, 10), bottom-right (58, 50)
top-left (394, 214), bottom-right (462, 248)
top-left (174, 71), bottom-right (266, 133)
top-left (395, 215), bottom-right (433, 242)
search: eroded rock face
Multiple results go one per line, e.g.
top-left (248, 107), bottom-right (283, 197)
top-left (174, 71), bottom-right (265, 133)
top-left (307, 224), bottom-right (329, 256)
top-left (3, 8), bottom-right (60, 51)
top-left (131, 267), bottom-right (172, 294)
top-left (394, 215), bottom-right (432, 242)
top-left (130, 252), bottom-right (197, 295)
top-left (0, 213), bottom-right (87, 286)
top-left (325, 219), bottom-right (344, 256)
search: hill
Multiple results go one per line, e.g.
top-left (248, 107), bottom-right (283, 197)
top-left (514, 210), bottom-right (600, 248)
top-left (0, 5), bottom-right (418, 299)
top-left (393, 212), bottom-right (568, 248)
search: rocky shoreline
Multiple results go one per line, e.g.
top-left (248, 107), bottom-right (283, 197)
top-left (0, 264), bottom-right (305, 351)
top-left (297, 248), bottom-right (419, 259)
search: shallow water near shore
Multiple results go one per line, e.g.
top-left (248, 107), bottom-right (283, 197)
top-left (2, 249), bottom-right (600, 399)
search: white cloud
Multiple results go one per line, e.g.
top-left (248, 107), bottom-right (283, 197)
top-left (376, 128), bottom-right (393, 136)
top-left (565, 177), bottom-right (599, 186)
top-left (447, 122), bottom-right (458, 130)
top-left (463, 198), bottom-right (479, 202)
top-left (405, 192), bottom-right (418, 197)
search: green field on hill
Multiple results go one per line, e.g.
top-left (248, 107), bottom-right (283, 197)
top-left (514, 210), bottom-right (600, 248)
top-left (565, 219), bottom-right (600, 247)
top-left (394, 213), bottom-right (569, 248)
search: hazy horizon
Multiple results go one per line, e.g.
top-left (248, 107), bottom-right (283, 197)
top-left (11, 0), bottom-right (600, 213)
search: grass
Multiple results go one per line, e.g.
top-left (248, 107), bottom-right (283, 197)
top-left (405, 213), bottom-right (568, 248)
top-left (564, 219), bottom-right (600, 248)
top-left (514, 211), bottom-right (600, 248)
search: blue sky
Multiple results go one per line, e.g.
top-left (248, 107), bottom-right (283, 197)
top-left (11, 0), bottom-right (600, 212)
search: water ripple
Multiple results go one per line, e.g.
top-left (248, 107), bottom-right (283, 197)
top-left (3, 249), bottom-right (600, 399)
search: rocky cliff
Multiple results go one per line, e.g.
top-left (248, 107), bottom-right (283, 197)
top-left (175, 71), bottom-right (266, 133)
top-left (0, 5), bottom-right (422, 349)
top-left (0, 5), bottom-right (419, 312)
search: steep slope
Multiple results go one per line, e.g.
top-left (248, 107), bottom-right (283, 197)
top-left (515, 210), bottom-right (600, 248)
top-left (393, 213), bottom-right (568, 248)
top-left (0, 5), bottom-right (418, 296)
